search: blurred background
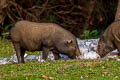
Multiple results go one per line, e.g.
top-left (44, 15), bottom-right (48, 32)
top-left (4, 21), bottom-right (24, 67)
top-left (0, 0), bottom-right (118, 39)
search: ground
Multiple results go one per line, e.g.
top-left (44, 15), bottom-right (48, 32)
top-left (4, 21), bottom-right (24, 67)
top-left (0, 38), bottom-right (120, 80)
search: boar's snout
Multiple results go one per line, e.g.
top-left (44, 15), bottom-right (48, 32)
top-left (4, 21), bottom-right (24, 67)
top-left (97, 36), bottom-right (115, 58)
top-left (66, 40), bottom-right (81, 59)
top-left (75, 47), bottom-right (81, 56)
top-left (97, 42), bottom-right (105, 58)
top-left (67, 52), bottom-right (77, 59)
top-left (68, 48), bottom-right (81, 59)
top-left (56, 39), bottom-right (81, 59)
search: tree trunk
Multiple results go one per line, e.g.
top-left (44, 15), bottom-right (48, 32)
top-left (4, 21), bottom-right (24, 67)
top-left (0, 0), bottom-right (7, 35)
top-left (115, 0), bottom-right (120, 21)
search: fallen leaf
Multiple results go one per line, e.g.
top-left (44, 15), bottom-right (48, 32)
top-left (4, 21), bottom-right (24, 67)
top-left (10, 70), bottom-right (14, 73)
top-left (46, 72), bottom-right (50, 74)
top-left (80, 76), bottom-right (83, 79)
top-left (48, 76), bottom-right (54, 80)
top-left (45, 63), bottom-right (50, 66)
top-left (103, 72), bottom-right (108, 75)
top-left (42, 75), bottom-right (47, 79)
top-left (0, 73), bottom-right (3, 77)
top-left (88, 72), bottom-right (95, 74)
top-left (102, 66), bottom-right (105, 69)
top-left (115, 76), bottom-right (118, 79)
top-left (57, 70), bottom-right (64, 73)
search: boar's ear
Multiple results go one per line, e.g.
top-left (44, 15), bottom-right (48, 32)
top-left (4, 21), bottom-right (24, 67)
top-left (67, 40), bottom-right (72, 44)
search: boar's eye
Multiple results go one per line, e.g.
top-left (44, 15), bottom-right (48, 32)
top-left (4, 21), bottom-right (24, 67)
top-left (67, 40), bottom-right (72, 44)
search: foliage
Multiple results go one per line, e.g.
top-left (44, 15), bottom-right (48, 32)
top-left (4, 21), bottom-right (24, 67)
top-left (0, 24), bottom-right (13, 39)
top-left (4, 24), bottom-right (13, 33)
top-left (80, 30), bottom-right (99, 39)
top-left (49, 15), bottom-right (56, 22)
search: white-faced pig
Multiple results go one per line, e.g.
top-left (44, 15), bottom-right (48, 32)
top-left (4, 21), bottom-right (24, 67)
top-left (97, 21), bottom-right (120, 58)
top-left (10, 20), bottom-right (81, 63)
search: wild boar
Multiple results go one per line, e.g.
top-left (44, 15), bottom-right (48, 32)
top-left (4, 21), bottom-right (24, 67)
top-left (10, 20), bottom-right (81, 63)
top-left (97, 21), bottom-right (120, 58)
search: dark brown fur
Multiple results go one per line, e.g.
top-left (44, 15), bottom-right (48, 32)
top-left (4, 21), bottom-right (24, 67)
top-left (10, 20), bottom-right (81, 63)
top-left (97, 21), bottom-right (120, 57)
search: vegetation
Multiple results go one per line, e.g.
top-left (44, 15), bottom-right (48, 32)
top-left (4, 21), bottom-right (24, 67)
top-left (0, 0), bottom-right (118, 37)
top-left (80, 30), bottom-right (99, 39)
top-left (0, 38), bottom-right (120, 80)
top-left (0, 59), bottom-right (120, 80)
top-left (0, 0), bottom-right (120, 79)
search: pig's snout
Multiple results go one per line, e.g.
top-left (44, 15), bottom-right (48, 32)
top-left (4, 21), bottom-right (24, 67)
top-left (75, 48), bottom-right (81, 56)
top-left (68, 49), bottom-right (81, 59)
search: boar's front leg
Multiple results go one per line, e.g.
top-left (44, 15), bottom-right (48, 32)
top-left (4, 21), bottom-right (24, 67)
top-left (42, 47), bottom-right (50, 60)
top-left (20, 47), bottom-right (25, 63)
top-left (13, 42), bottom-right (25, 63)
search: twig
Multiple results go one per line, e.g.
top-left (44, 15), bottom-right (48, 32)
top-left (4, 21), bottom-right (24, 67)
top-left (56, 6), bottom-right (75, 14)
top-left (9, 0), bottom-right (38, 21)
top-left (39, 0), bottom-right (48, 16)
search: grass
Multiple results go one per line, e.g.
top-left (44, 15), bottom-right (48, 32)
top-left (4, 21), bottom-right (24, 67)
top-left (0, 38), bottom-right (120, 80)
top-left (0, 38), bottom-right (41, 59)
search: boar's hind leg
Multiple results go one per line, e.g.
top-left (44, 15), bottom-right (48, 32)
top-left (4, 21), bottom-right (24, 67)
top-left (115, 42), bottom-right (120, 56)
top-left (42, 47), bottom-right (50, 60)
top-left (52, 52), bottom-right (60, 60)
top-left (13, 42), bottom-right (25, 63)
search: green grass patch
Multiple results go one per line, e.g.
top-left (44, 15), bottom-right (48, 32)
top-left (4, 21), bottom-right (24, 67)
top-left (0, 39), bottom-right (14, 58)
top-left (0, 39), bottom-right (120, 80)
top-left (0, 38), bottom-right (41, 59)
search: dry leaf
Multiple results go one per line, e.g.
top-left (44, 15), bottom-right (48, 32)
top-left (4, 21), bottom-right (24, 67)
top-left (57, 70), bottom-right (64, 73)
top-left (102, 66), bottom-right (105, 69)
top-left (103, 72), bottom-right (108, 75)
top-left (46, 72), bottom-right (50, 74)
top-left (48, 76), bottom-right (54, 80)
top-left (42, 75), bottom-right (47, 79)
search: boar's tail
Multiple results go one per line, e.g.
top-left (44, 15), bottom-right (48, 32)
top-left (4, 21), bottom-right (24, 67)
top-left (113, 34), bottom-right (120, 42)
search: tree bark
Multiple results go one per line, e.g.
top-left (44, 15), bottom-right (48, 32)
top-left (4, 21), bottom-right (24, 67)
top-left (115, 0), bottom-right (120, 21)
top-left (0, 0), bottom-right (7, 35)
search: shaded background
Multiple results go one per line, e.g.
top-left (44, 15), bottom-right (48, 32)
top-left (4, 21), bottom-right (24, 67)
top-left (0, 0), bottom-right (118, 38)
